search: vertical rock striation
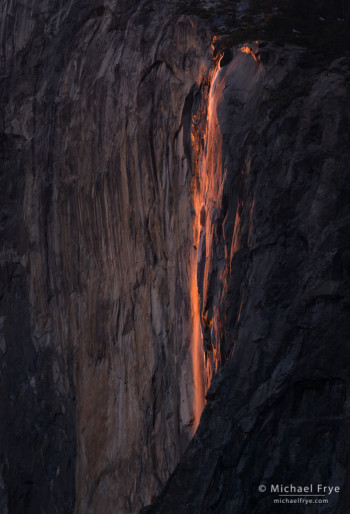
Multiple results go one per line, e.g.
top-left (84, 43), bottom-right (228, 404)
top-left (0, 1), bottom-right (210, 512)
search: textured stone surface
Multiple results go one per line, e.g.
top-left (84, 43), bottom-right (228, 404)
top-left (0, 1), bottom-right (210, 512)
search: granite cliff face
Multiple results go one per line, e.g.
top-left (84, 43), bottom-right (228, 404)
top-left (1, 1), bottom-right (350, 514)
top-left (1, 1), bottom-right (210, 512)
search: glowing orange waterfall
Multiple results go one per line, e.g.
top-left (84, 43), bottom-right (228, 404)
top-left (189, 43), bottom-right (261, 431)
top-left (190, 54), bottom-right (223, 432)
top-left (190, 259), bottom-right (205, 432)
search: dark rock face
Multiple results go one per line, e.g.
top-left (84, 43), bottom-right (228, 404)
top-left (143, 47), bottom-right (350, 513)
top-left (0, 112), bottom-right (76, 514)
top-left (2, 2), bottom-right (350, 514)
top-left (1, 1), bottom-right (210, 513)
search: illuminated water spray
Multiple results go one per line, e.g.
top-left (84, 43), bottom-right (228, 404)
top-left (190, 48), bottom-right (223, 432)
top-left (190, 43), bottom-right (260, 431)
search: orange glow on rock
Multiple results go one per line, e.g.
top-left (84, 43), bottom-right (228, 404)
top-left (240, 45), bottom-right (257, 62)
top-left (241, 45), bottom-right (252, 54)
top-left (230, 202), bottom-right (242, 270)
